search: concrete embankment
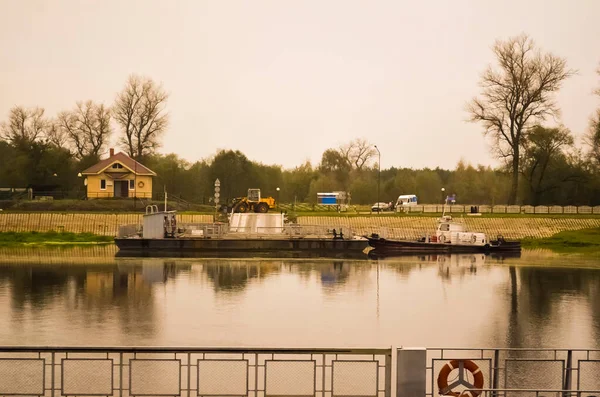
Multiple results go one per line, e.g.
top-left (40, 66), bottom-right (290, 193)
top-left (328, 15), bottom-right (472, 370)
top-left (1, 213), bottom-right (600, 239)
top-left (297, 216), bottom-right (600, 239)
top-left (0, 213), bottom-right (213, 236)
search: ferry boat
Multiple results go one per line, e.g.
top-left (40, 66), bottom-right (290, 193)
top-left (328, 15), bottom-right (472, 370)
top-left (366, 214), bottom-right (521, 255)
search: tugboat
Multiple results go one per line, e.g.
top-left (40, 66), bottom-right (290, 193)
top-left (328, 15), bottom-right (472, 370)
top-left (366, 203), bottom-right (521, 256)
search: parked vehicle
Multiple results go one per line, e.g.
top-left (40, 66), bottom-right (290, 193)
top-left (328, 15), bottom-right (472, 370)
top-left (225, 188), bottom-right (276, 213)
top-left (371, 202), bottom-right (391, 212)
top-left (395, 194), bottom-right (418, 212)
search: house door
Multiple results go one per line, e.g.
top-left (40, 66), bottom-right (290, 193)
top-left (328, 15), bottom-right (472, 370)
top-left (115, 181), bottom-right (129, 198)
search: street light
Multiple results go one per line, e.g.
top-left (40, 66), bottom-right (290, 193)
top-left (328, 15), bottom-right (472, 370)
top-left (214, 179), bottom-right (221, 221)
top-left (374, 145), bottom-right (381, 213)
top-left (276, 187), bottom-right (280, 212)
top-left (441, 187), bottom-right (446, 214)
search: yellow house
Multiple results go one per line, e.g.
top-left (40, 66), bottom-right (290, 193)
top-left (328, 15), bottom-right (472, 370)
top-left (81, 149), bottom-right (156, 199)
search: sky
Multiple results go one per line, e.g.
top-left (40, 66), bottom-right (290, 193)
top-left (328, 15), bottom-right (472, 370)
top-left (1, 0), bottom-right (599, 170)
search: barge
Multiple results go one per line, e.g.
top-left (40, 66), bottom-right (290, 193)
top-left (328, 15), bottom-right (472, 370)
top-left (115, 206), bottom-right (368, 258)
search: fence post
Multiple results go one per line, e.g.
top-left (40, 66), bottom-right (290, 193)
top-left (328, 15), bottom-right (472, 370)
top-left (396, 348), bottom-right (426, 397)
top-left (563, 349), bottom-right (572, 397)
top-left (492, 349), bottom-right (500, 397)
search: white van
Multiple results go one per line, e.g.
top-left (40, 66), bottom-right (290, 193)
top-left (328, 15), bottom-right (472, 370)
top-left (395, 194), bottom-right (418, 212)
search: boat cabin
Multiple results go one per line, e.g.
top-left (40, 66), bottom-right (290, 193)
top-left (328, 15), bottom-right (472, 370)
top-left (432, 216), bottom-right (488, 246)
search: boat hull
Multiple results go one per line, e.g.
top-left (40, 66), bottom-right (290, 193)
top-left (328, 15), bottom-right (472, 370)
top-left (366, 236), bottom-right (521, 256)
top-left (114, 237), bottom-right (369, 259)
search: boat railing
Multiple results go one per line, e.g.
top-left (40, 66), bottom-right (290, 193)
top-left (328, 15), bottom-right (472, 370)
top-left (180, 222), bottom-right (229, 238)
top-left (226, 224), bottom-right (357, 239)
top-left (117, 224), bottom-right (141, 238)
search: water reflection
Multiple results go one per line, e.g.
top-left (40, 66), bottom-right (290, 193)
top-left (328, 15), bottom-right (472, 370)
top-left (0, 248), bottom-right (597, 348)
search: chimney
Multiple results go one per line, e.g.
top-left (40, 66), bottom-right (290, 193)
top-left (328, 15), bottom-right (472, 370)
top-left (109, 148), bottom-right (114, 157)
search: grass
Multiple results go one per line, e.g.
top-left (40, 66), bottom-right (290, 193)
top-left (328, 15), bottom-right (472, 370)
top-left (0, 199), bottom-right (214, 213)
top-left (522, 228), bottom-right (600, 253)
top-left (0, 231), bottom-right (114, 245)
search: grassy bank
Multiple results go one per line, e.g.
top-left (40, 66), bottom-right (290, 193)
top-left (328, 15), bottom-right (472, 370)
top-left (0, 231), bottom-right (114, 245)
top-left (522, 228), bottom-right (600, 252)
top-left (0, 199), bottom-right (214, 213)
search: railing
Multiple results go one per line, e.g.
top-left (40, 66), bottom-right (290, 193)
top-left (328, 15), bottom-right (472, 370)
top-left (1, 346), bottom-right (599, 396)
top-left (227, 224), bottom-right (356, 238)
top-left (86, 192), bottom-right (153, 199)
top-left (404, 205), bottom-right (600, 214)
top-left (462, 390), bottom-right (600, 397)
top-left (0, 347), bottom-right (392, 397)
top-left (182, 222), bottom-right (229, 238)
top-left (421, 348), bottom-right (600, 397)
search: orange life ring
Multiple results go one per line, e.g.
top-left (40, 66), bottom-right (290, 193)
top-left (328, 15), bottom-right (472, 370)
top-left (437, 359), bottom-right (484, 397)
top-left (138, 181), bottom-right (145, 188)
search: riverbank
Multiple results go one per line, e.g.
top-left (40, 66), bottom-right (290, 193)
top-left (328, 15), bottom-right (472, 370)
top-left (3, 213), bottom-right (600, 239)
top-left (0, 231), bottom-right (113, 246)
top-left (521, 227), bottom-right (600, 252)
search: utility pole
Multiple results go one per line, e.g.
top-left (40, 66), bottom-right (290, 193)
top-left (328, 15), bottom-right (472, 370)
top-left (374, 145), bottom-right (381, 213)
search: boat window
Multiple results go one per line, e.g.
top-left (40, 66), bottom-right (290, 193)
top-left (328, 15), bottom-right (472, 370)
top-left (440, 224), bottom-right (450, 231)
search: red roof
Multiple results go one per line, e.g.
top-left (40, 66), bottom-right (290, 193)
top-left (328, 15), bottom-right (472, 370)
top-left (81, 152), bottom-right (156, 176)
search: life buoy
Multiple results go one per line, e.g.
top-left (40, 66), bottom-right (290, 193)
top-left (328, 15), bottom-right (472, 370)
top-left (439, 235), bottom-right (446, 243)
top-left (437, 359), bottom-right (484, 397)
top-left (471, 234), bottom-right (477, 243)
top-left (138, 181), bottom-right (145, 188)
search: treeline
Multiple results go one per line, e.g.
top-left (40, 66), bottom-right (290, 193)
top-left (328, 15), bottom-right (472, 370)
top-left (0, 131), bottom-right (599, 205)
top-left (1, 35), bottom-right (600, 206)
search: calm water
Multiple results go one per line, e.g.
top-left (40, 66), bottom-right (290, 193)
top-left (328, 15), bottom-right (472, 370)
top-left (0, 248), bottom-right (599, 348)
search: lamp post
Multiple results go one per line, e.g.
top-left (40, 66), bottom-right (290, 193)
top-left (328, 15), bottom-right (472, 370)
top-left (374, 145), bottom-right (381, 213)
top-left (214, 179), bottom-right (221, 222)
top-left (441, 187), bottom-right (446, 214)
top-left (276, 187), bottom-right (280, 212)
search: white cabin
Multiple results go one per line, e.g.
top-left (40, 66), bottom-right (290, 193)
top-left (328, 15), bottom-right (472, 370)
top-left (433, 216), bottom-right (488, 246)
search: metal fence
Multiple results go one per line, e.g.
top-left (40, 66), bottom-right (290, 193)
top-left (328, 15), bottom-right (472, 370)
top-left (0, 347), bottom-right (391, 397)
top-left (404, 205), bottom-right (600, 214)
top-left (419, 348), bottom-right (600, 397)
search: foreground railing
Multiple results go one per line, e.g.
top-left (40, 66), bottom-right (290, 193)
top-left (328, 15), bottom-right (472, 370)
top-left (1, 347), bottom-right (599, 397)
top-left (419, 348), bottom-right (600, 397)
top-left (0, 347), bottom-right (391, 397)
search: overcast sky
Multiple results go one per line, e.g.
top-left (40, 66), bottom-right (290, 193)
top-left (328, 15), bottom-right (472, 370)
top-left (1, 0), bottom-right (599, 169)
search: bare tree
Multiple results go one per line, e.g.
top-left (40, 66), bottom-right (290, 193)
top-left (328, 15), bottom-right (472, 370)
top-left (338, 138), bottom-right (377, 171)
top-left (46, 120), bottom-right (70, 148)
top-left (0, 106), bottom-right (48, 146)
top-left (113, 75), bottom-right (169, 159)
top-left (467, 34), bottom-right (575, 204)
top-left (585, 66), bottom-right (600, 166)
top-left (56, 100), bottom-right (112, 158)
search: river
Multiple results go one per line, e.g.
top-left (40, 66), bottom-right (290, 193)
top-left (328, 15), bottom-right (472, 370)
top-left (0, 246), bottom-right (598, 348)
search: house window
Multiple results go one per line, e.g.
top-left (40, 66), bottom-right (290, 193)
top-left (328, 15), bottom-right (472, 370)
top-left (112, 163), bottom-right (123, 169)
top-left (129, 180), bottom-right (135, 190)
top-left (100, 179), bottom-right (106, 190)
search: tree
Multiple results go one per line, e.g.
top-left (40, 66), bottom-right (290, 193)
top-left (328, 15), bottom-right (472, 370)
top-left (585, 66), bottom-right (600, 166)
top-left (520, 125), bottom-right (574, 205)
top-left (208, 150), bottom-right (257, 200)
top-left (113, 75), bottom-right (169, 159)
top-left (0, 106), bottom-right (47, 147)
top-left (468, 34), bottom-right (574, 204)
top-left (338, 138), bottom-right (377, 171)
top-left (56, 101), bottom-right (112, 159)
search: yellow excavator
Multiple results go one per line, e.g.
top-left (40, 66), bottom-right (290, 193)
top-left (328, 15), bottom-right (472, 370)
top-left (228, 188), bottom-right (276, 213)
